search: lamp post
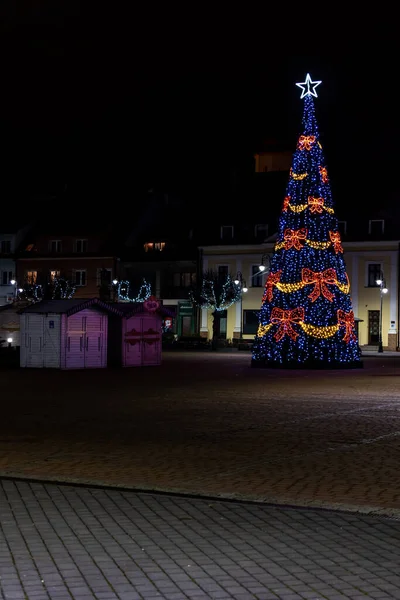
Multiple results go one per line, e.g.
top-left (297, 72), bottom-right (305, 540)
top-left (376, 272), bottom-right (388, 353)
top-left (10, 279), bottom-right (17, 300)
top-left (234, 271), bottom-right (248, 338)
top-left (258, 253), bottom-right (271, 274)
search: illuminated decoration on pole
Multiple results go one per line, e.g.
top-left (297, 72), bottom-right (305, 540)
top-left (252, 75), bottom-right (362, 368)
top-left (113, 279), bottom-right (152, 302)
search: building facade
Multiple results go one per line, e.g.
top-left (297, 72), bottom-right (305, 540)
top-left (199, 239), bottom-right (400, 352)
top-left (15, 226), bottom-right (119, 300)
top-left (0, 223), bottom-right (33, 306)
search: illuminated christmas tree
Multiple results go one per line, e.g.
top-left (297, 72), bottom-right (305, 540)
top-left (252, 74), bottom-right (362, 369)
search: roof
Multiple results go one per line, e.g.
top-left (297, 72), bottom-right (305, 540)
top-left (19, 298), bottom-right (122, 316)
top-left (108, 302), bottom-right (175, 319)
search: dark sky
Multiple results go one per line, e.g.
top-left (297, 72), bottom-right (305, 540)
top-left (1, 5), bottom-right (399, 214)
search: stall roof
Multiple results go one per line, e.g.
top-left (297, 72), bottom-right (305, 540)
top-left (19, 298), bottom-right (122, 316)
top-left (109, 302), bottom-right (175, 319)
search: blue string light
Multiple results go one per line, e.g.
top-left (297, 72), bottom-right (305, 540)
top-left (252, 88), bottom-right (362, 369)
top-left (114, 279), bottom-right (152, 302)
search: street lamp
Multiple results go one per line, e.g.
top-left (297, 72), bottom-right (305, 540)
top-left (376, 272), bottom-right (388, 353)
top-left (234, 272), bottom-right (248, 337)
top-left (258, 253), bottom-right (271, 273)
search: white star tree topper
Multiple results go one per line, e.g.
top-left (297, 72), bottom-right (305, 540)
top-left (296, 73), bottom-right (322, 99)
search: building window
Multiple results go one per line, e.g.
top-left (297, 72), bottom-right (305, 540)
top-left (173, 272), bottom-right (196, 287)
top-left (50, 240), bottom-right (62, 252)
top-left (1, 240), bottom-right (11, 253)
top-left (367, 263), bottom-right (382, 287)
top-left (144, 242), bottom-right (165, 252)
top-left (243, 310), bottom-right (259, 335)
top-left (220, 225), bottom-right (234, 240)
top-left (254, 224), bottom-right (268, 240)
top-left (338, 221), bottom-right (347, 235)
top-left (369, 220), bottom-right (384, 235)
top-left (251, 265), bottom-right (264, 287)
top-left (50, 270), bottom-right (61, 282)
top-left (26, 271), bottom-right (37, 284)
top-left (75, 270), bottom-right (87, 286)
top-left (1, 271), bottom-right (13, 285)
top-left (75, 239), bottom-right (88, 253)
top-left (218, 265), bottom-right (229, 279)
top-left (97, 268), bottom-right (112, 286)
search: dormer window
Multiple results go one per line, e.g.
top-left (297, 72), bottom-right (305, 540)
top-left (50, 240), bottom-right (62, 252)
top-left (221, 225), bottom-right (234, 240)
top-left (254, 224), bottom-right (268, 239)
top-left (1, 240), bottom-right (11, 253)
top-left (76, 239), bottom-right (88, 253)
top-left (369, 219), bottom-right (384, 235)
top-left (144, 242), bottom-right (165, 252)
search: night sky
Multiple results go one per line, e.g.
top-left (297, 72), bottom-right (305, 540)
top-left (1, 5), bottom-right (399, 219)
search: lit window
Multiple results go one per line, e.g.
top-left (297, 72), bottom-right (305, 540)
top-left (144, 242), bottom-right (165, 252)
top-left (26, 271), bottom-right (37, 284)
top-left (50, 270), bottom-right (60, 282)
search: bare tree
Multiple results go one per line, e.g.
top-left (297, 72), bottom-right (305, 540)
top-left (190, 269), bottom-right (241, 350)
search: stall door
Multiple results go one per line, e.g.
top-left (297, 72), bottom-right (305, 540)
top-left (84, 313), bottom-right (105, 368)
top-left (25, 315), bottom-right (44, 367)
top-left (124, 316), bottom-right (161, 366)
top-left (141, 317), bottom-right (161, 365)
top-left (65, 313), bottom-right (106, 369)
top-left (65, 314), bottom-right (85, 369)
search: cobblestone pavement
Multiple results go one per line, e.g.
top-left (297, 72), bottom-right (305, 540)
top-left (1, 479), bottom-right (400, 600)
top-left (1, 352), bottom-right (400, 517)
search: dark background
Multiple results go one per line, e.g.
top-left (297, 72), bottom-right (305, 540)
top-left (1, 4), bottom-right (398, 218)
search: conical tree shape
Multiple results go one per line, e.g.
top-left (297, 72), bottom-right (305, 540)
top-left (252, 90), bottom-right (362, 369)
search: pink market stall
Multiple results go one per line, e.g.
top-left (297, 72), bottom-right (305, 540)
top-left (108, 296), bottom-right (174, 367)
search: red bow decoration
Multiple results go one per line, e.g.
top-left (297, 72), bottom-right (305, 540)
top-left (329, 231), bottom-right (343, 254)
top-left (298, 135), bottom-right (316, 151)
top-left (271, 307), bottom-right (305, 341)
top-left (262, 270), bottom-right (282, 303)
top-left (302, 268), bottom-right (337, 302)
top-left (337, 309), bottom-right (357, 343)
top-left (284, 228), bottom-right (307, 250)
top-left (282, 196), bottom-right (290, 212)
top-left (319, 165), bottom-right (329, 183)
top-left (308, 196), bottom-right (325, 214)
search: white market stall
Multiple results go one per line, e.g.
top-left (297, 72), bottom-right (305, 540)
top-left (20, 298), bottom-right (120, 369)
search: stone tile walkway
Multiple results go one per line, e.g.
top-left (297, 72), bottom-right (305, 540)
top-left (1, 479), bottom-right (400, 600)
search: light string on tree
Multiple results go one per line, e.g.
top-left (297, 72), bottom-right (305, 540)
top-left (52, 277), bottom-right (76, 299)
top-left (114, 279), bottom-right (152, 302)
top-left (195, 275), bottom-right (241, 311)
